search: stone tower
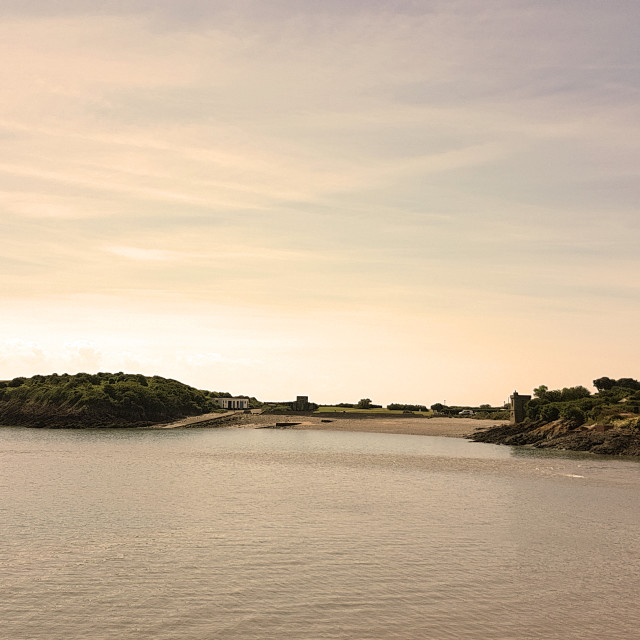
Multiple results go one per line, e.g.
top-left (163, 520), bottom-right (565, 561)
top-left (293, 396), bottom-right (310, 411)
top-left (510, 391), bottom-right (531, 424)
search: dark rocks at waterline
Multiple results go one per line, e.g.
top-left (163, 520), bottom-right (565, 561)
top-left (257, 422), bottom-right (302, 429)
top-left (471, 421), bottom-right (640, 456)
top-left (536, 430), bottom-right (640, 456)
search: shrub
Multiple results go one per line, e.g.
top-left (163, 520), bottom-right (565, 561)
top-left (560, 406), bottom-right (585, 427)
top-left (527, 403), bottom-right (541, 420)
top-left (540, 405), bottom-right (560, 422)
top-left (387, 403), bottom-right (428, 412)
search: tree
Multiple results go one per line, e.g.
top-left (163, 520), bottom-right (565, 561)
top-left (615, 378), bottom-right (640, 391)
top-left (593, 377), bottom-right (615, 391)
top-left (535, 385), bottom-right (590, 402)
top-left (560, 386), bottom-right (591, 401)
top-left (387, 403), bottom-right (427, 412)
top-left (533, 385), bottom-right (548, 399)
top-left (357, 398), bottom-right (372, 409)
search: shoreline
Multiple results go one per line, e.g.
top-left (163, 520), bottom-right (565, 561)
top-left (154, 413), bottom-right (507, 438)
top-left (472, 419), bottom-right (640, 456)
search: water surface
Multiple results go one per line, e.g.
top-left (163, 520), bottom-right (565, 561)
top-left (1, 427), bottom-right (639, 639)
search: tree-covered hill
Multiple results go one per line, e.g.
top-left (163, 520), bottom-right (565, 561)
top-left (472, 377), bottom-right (640, 455)
top-left (0, 372), bottom-right (239, 428)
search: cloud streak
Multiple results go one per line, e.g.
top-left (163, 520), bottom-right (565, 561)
top-left (1, 1), bottom-right (639, 403)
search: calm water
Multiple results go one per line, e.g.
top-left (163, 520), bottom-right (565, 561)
top-left (1, 426), bottom-right (639, 640)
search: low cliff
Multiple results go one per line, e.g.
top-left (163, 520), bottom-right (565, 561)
top-left (472, 419), bottom-right (640, 456)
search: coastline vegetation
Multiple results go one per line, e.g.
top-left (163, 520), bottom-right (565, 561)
top-left (0, 372), bottom-right (241, 428)
top-left (473, 377), bottom-right (640, 455)
top-left (3, 371), bottom-right (638, 456)
top-left (314, 406), bottom-right (430, 415)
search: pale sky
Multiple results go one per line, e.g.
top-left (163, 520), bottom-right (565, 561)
top-left (1, 0), bottom-right (639, 406)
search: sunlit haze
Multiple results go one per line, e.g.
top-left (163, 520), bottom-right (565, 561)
top-left (2, 1), bottom-right (639, 406)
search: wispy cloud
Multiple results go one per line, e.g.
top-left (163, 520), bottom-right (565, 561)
top-left (1, 1), bottom-right (639, 402)
top-left (105, 246), bottom-right (178, 262)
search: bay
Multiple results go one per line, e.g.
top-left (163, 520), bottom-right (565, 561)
top-left (1, 426), bottom-right (639, 640)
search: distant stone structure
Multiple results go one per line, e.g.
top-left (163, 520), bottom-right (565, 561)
top-left (262, 396), bottom-right (317, 412)
top-left (509, 391), bottom-right (531, 424)
top-left (293, 396), bottom-right (310, 411)
top-left (214, 397), bottom-right (249, 410)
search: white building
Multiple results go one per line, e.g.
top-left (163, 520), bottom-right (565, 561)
top-left (215, 397), bottom-right (249, 410)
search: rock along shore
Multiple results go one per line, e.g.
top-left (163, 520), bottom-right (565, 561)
top-left (471, 420), bottom-right (640, 456)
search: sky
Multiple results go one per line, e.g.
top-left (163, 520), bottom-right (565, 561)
top-left (1, 0), bottom-right (639, 406)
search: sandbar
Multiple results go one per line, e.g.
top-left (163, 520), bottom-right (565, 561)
top-left (156, 412), bottom-right (506, 438)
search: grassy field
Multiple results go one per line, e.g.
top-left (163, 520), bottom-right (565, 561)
top-left (315, 407), bottom-right (432, 415)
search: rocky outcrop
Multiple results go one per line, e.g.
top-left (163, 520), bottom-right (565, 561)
top-left (471, 420), bottom-right (640, 456)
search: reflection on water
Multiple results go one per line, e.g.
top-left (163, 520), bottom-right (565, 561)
top-left (1, 427), bottom-right (639, 640)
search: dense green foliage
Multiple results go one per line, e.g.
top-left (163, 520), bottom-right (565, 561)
top-left (527, 377), bottom-right (640, 426)
top-left (319, 399), bottom-right (382, 410)
top-left (474, 376), bottom-right (640, 456)
top-left (386, 403), bottom-right (428, 412)
top-left (593, 376), bottom-right (640, 391)
top-left (0, 372), bottom-right (235, 428)
top-left (533, 385), bottom-right (591, 402)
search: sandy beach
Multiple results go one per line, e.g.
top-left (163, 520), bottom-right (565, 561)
top-left (288, 416), bottom-right (503, 438)
top-left (155, 412), bottom-right (507, 438)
